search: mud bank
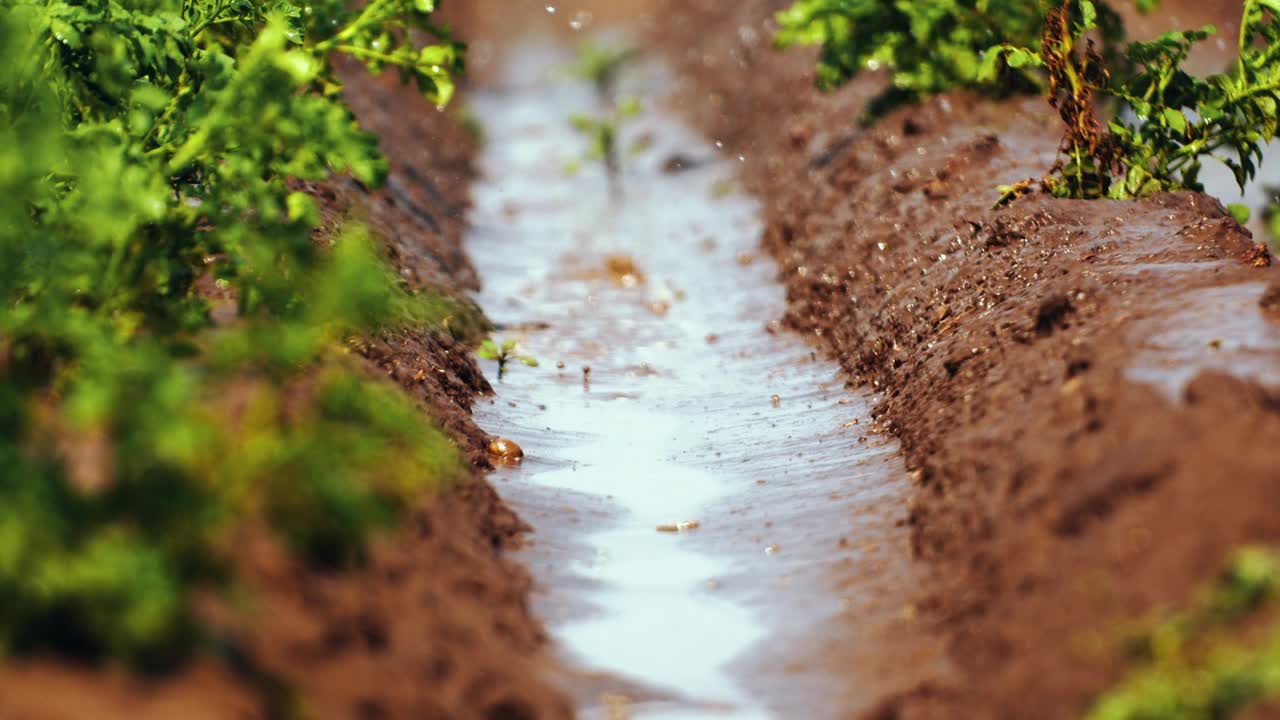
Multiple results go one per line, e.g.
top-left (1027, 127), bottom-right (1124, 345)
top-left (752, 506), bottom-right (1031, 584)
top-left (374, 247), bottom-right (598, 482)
top-left (653, 1), bottom-right (1280, 717)
top-left (0, 24), bottom-right (571, 720)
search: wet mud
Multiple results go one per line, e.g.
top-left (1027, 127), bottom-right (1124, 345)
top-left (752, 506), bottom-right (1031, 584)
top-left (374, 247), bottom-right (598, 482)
top-left (652, 0), bottom-right (1280, 717)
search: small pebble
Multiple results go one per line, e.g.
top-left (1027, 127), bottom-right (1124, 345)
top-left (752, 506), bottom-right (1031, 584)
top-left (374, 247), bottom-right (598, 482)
top-left (487, 437), bottom-right (524, 463)
top-left (657, 520), bottom-right (701, 533)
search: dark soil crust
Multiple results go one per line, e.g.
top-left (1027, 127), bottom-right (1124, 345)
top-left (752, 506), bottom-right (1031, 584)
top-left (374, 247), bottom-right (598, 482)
top-left (653, 1), bottom-right (1280, 717)
top-left (0, 20), bottom-right (572, 720)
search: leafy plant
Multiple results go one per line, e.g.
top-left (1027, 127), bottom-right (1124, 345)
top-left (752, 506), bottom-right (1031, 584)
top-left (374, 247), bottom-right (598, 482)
top-left (987, 0), bottom-right (1280, 200)
top-left (1089, 547), bottom-right (1280, 720)
top-left (0, 0), bottom-right (466, 666)
top-left (567, 97), bottom-right (643, 198)
top-left (477, 338), bottom-right (538, 381)
top-left (773, 0), bottom-right (1149, 122)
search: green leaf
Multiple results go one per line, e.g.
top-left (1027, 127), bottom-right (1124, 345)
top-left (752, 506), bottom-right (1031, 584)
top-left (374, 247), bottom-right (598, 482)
top-left (1162, 108), bottom-right (1188, 134)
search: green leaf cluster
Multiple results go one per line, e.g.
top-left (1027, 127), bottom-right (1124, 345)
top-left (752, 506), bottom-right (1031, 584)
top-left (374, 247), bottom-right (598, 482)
top-left (773, 0), bottom-right (1143, 121)
top-left (1089, 547), bottom-right (1280, 720)
top-left (0, 0), bottom-right (466, 665)
top-left (988, 0), bottom-right (1280, 199)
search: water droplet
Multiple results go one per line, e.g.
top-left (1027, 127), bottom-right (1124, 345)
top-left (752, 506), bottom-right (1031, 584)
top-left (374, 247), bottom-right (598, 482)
top-left (568, 10), bottom-right (592, 30)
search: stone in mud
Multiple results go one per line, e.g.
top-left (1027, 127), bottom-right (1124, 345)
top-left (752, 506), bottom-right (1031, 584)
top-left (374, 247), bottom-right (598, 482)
top-left (487, 437), bottom-right (524, 463)
top-left (605, 256), bottom-right (645, 288)
top-left (656, 520), bottom-right (701, 533)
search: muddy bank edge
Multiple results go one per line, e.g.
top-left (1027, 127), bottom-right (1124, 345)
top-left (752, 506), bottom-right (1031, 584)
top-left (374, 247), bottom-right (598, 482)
top-left (651, 1), bottom-right (1280, 717)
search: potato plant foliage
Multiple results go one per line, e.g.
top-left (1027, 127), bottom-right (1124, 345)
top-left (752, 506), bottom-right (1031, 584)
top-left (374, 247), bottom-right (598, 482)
top-left (779, 0), bottom-right (1279, 201)
top-left (986, 0), bottom-right (1280, 200)
top-left (0, 0), bottom-right (465, 664)
top-left (773, 0), bottom-right (1149, 121)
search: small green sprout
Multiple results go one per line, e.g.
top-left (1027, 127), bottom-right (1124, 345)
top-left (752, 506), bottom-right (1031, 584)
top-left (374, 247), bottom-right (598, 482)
top-left (569, 40), bottom-right (638, 99)
top-left (568, 97), bottom-right (643, 199)
top-left (477, 339), bottom-right (538, 380)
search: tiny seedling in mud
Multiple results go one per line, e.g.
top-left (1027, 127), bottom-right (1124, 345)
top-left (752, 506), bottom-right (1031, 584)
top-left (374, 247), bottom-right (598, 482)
top-left (773, 0), bottom-right (1151, 122)
top-left (477, 339), bottom-right (539, 380)
top-left (986, 0), bottom-right (1280, 202)
top-left (568, 39), bottom-right (639, 100)
top-left (566, 97), bottom-right (644, 199)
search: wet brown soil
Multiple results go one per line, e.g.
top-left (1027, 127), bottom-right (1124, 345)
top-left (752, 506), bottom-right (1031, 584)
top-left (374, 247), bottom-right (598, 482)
top-left (0, 18), bottom-right (572, 720)
top-left (652, 1), bottom-right (1280, 717)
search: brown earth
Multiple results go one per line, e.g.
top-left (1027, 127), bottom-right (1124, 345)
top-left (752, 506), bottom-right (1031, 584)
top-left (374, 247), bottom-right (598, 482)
top-left (0, 15), bottom-right (573, 720)
top-left (652, 1), bottom-right (1280, 718)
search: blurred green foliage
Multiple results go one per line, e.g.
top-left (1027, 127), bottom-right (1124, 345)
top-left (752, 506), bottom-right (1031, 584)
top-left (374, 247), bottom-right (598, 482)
top-left (1089, 547), bottom-right (1280, 720)
top-left (567, 39), bottom-right (636, 97)
top-left (1265, 186), bottom-right (1280, 244)
top-left (0, 0), bottom-right (466, 665)
top-left (773, 0), bottom-right (1149, 121)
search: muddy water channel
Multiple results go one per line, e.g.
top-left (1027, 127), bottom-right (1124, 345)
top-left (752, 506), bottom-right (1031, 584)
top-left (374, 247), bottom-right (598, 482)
top-left (468, 45), bottom-right (938, 718)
